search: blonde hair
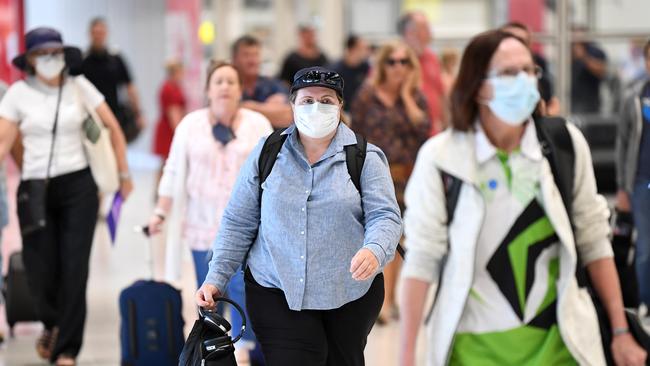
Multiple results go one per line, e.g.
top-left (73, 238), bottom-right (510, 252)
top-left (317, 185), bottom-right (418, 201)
top-left (165, 60), bottom-right (183, 77)
top-left (370, 40), bottom-right (421, 92)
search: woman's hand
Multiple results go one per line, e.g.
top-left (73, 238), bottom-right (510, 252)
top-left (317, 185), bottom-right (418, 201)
top-left (616, 190), bottom-right (631, 212)
top-left (147, 212), bottom-right (164, 236)
top-left (612, 333), bottom-right (647, 366)
top-left (400, 71), bottom-right (416, 98)
top-left (196, 284), bottom-right (221, 310)
top-left (350, 248), bottom-right (379, 281)
top-left (120, 178), bottom-right (134, 201)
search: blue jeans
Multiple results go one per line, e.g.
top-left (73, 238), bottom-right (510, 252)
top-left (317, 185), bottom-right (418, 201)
top-left (633, 179), bottom-right (650, 306)
top-left (190, 251), bottom-right (260, 353)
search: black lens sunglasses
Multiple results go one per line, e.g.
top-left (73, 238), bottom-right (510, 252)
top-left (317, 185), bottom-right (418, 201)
top-left (385, 58), bottom-right (411, 67)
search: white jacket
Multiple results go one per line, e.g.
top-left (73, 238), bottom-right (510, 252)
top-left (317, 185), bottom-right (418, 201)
top-left (402, 123), bottom-right (613, 366)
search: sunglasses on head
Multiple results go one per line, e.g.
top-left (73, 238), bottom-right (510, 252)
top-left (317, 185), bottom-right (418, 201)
top-left (297, 70), bottom-right (343, 86)
top-left (385, 58), bottom-right (410, 67)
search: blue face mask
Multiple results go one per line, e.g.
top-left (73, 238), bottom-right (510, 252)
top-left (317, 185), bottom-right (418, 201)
top-left (486, 72), bottom-right (540, 126)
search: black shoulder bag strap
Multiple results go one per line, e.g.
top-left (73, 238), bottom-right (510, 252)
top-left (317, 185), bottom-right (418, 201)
top-left (46, 80), bottom-right (64, 181)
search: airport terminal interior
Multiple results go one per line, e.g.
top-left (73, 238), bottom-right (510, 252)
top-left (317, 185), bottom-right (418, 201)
top-left (0, 0), bottom-right (650, 365)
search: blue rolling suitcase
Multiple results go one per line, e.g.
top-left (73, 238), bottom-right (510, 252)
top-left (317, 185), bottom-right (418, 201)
top-left (119, 235), bottom-right (185, 366)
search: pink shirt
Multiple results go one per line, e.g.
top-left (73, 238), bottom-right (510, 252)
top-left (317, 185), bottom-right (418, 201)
top-left (159, 108), bottom-right (273, 251)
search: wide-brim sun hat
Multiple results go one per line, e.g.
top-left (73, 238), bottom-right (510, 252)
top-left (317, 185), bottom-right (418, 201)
top-left (12, 27), bottom-right (81, 71)
top-left (290, 66), bottom-right (344, 98)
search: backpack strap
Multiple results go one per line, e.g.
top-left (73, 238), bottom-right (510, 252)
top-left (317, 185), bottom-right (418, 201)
top-left (534, 117), bottom-right (575, 219)
top-left (258, 128), bottom-right (288, 200)
top-left (534, 117), bottom-right (585, 285)
top-left (440, 170), bottom-right (463, 225)
top-left (344, 133), bottom-right (367, 194)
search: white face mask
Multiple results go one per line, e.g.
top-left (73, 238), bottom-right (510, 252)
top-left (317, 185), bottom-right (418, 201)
top-left (34, 54), bottom-right (65, 80)
top-left (293, 102), bottom-right (340, 138)
top-left (486, 71), bottom-right (540, 126)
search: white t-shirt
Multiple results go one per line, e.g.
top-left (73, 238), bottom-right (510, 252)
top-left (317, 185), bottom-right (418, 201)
top-left (0, 75), bottom-right (104, 180)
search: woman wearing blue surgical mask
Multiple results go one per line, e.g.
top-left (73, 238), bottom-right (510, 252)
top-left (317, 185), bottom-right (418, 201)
top-left (149, 60), bottom-right (272, 363)
top-left (399, 30), bottom-right (646, 366)
top-left (196, 66), bottom-right (402, 366)
top-left (0, 27), bottom-right (131, 365)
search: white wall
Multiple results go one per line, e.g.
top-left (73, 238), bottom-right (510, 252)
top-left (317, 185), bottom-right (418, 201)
top-left (25, 0), bottom-right (166, 153)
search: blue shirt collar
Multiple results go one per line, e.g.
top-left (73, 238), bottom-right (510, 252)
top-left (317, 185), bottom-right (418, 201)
top-left (285, 122), bottom-right (356, 164)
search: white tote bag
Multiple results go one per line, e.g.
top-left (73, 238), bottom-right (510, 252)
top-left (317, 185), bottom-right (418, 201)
top-left (73, 78), bottom-right (120, 193)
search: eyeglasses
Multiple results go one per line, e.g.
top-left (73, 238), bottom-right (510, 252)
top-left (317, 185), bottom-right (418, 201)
top-left (385, 58), bottom-right (411, 67)
top-left (297, 70), bottom-right (343, 87)
top-left (486, 65), bottom-right (543, 79)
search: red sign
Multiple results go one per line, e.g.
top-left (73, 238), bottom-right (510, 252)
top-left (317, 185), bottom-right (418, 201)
top-left (0, 0), bottom-right (24, 84)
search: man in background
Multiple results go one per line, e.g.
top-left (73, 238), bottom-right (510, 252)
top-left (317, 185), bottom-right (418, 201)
top-left (82, 17), bottom-right (145, 142)
top-left (330, 34), bottom-right (371, 112)
top-left (398, 11), bottom-right (445, 135)
top-left (617, 38), bottom-right (650, 321)
top-left (571, 26), bottom-right (608, 114)
top-left (278, 25), bottom-right (328, 86)
top-left (232, 35), bottom-right (292, 129)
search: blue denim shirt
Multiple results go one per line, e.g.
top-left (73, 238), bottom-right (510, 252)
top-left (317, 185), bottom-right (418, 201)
top-left (204, 123), bottom-right (402, 310)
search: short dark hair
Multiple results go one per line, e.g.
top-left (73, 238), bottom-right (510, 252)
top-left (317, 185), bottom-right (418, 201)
top-left (89, 17), bottom-right (106, 30)
top-left (231, 34), bottom-right (260, 58)
top-left (644, 38), bottom-right (650, 60)
top-left (345, 35), bottom-right (360, 50)
top-left (450, 30), bottom-right (532, 131)
top-left (501, 21), bottom-right (529, 33)
top-left (397, 12), bottom-right (415, 36)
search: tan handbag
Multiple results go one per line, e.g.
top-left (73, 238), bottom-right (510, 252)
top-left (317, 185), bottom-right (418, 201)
top-left (73, 77), bottom-right (120, 193)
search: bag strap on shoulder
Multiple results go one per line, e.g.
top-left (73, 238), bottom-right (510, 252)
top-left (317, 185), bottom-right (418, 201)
top-left (534, 116), bottom-right (575, 218)
top-left (344, 133), bottom-right (367, 194)
top-left (258, 128), bottom-right (288, 198)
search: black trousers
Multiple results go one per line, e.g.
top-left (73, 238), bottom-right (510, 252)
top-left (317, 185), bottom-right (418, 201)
top-left (244, 268), bottom-right (384, 366)
top-left (20, 168), bottom-right (99, 360)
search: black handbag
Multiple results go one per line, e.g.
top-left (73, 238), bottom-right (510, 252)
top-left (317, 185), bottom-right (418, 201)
top-left (16, 80), bottom-right (63, 236)
top-left (116, 103), bottom-right (140, 143)
top-left (179, 297), bottom-right (247, 366)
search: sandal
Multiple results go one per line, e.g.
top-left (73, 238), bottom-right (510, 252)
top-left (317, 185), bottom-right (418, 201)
top-left (36, 328), bottom-right (57, 360)
top-left (55, 354), bottom-right (76, 366)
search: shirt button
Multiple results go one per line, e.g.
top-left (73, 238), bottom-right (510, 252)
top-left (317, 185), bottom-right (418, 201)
top-left (300, 255), bottom-right (304, 259)
top-left (301, 231), bottom-right (305, 235)
top-left (301, 207), bottom-right (305, 212)
top-left (300, 278), bottom-right (304, 283)
top-left (305, 190), bottom-right (309, 194)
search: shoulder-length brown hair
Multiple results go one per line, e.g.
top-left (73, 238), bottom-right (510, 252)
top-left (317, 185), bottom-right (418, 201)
top-left (450, 30), bottom-right (531, 131)
top-left (370, 40), bottom-right (421, 93)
